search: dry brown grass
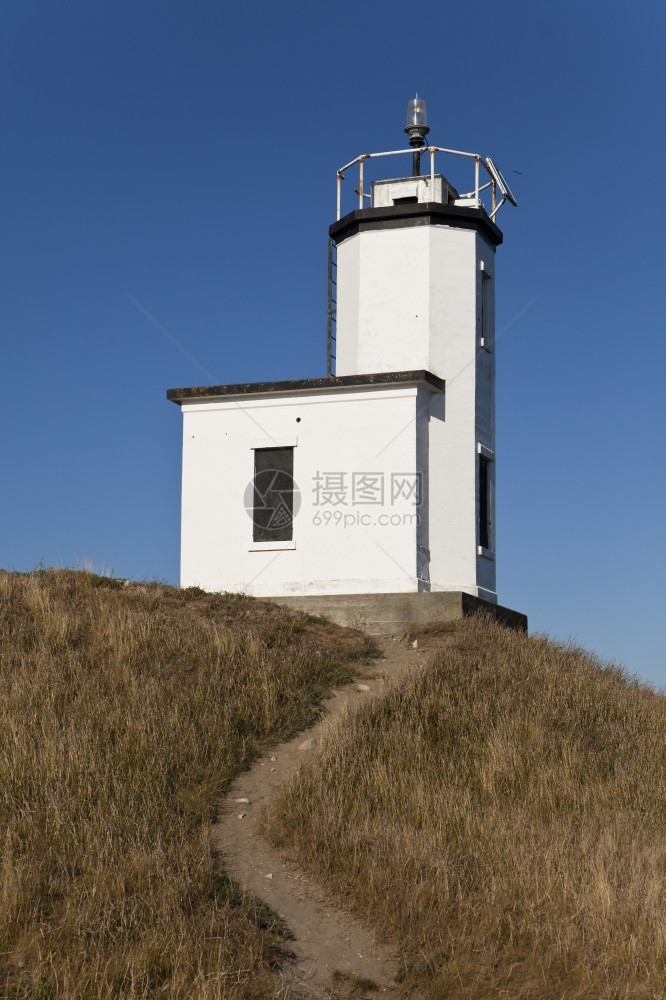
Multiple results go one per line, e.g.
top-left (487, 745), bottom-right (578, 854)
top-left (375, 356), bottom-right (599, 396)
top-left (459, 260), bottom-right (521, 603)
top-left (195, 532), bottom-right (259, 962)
top-left (266, 615), bottom-right (666, 999)
top-left (0, 569), bottom-right (375, 999)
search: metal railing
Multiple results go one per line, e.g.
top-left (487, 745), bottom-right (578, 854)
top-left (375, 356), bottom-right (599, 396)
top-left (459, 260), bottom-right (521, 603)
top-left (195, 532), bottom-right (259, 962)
top-left (335, 146), bottom-right (516, 222)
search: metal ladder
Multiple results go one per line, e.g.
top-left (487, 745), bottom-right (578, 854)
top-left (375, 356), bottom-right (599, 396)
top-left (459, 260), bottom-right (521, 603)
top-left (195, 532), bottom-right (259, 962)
top-left (326, 237), bottom-right (337, 377)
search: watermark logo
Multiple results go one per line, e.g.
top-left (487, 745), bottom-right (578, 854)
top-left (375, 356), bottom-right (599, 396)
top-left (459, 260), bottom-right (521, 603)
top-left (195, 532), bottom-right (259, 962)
top-left (310, 470), bottom-right (422, 529)
top-left (312, 471), bottom-right (422, 508)
top-left (244, 469), bottom-right (301, 533)
top-left (244, 469), bottom-right (422, 533)
top-left (312, 510), bottom-right (420, 528)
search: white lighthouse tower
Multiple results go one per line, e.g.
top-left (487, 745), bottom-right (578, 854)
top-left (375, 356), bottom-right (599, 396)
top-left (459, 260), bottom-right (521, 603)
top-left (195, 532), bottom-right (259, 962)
top-left (168, 100), bottom-right (526, 633)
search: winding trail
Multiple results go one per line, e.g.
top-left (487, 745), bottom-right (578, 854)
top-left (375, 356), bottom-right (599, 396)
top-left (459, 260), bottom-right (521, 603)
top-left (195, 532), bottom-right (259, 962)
top-left (211, 637), bottom-right (426, 998)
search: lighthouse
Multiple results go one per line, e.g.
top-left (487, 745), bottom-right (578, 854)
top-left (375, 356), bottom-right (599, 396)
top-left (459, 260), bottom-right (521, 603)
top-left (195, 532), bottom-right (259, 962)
top-left (168, 100), bottom-right (527, 633)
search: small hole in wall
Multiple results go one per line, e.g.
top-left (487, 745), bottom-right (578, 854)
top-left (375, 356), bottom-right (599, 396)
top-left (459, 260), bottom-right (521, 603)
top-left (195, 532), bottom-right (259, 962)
top-left (296, 417), bottom-right (301, 422)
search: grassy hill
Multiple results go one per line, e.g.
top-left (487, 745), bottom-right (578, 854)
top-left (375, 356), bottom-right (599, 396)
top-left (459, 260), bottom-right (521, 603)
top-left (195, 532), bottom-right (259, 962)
top-left (265, 617), bottom-right (666, 999)
top-left (0, 569), bottom-right (374, 999)
top-left (3, 570), bottom-right (665, 999)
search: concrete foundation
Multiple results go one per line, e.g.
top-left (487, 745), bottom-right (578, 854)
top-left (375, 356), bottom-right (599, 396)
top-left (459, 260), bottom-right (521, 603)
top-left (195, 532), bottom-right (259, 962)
top-left (266, 591), bottom-right (527, 636)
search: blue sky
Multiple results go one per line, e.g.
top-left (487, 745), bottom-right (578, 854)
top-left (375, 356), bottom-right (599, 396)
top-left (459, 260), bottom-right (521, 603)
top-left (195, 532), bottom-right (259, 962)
top-left (2, 1), bottom-right (664, 684)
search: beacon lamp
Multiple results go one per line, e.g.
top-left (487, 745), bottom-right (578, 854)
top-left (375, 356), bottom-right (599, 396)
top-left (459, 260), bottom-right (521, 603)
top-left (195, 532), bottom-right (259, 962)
top-left (404, 96), bottom-right (429, 176)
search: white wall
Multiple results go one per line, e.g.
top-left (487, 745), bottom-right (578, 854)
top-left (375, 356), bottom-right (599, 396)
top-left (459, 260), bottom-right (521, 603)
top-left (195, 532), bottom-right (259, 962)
top-left (179, 385), bottom-right (429, 597)
top-left (336, 224), bottom-right (482, 383)
top-left (475, 234), bottom-right (497, 599)
top-left (336, 227), bottom-right (431, 376)
top-left (335, 220), bottom-right (497, 601)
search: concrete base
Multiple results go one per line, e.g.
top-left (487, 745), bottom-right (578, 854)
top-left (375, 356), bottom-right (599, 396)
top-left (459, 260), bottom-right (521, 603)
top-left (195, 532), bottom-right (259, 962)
top-left (266, 591), bottom-right (527, 636)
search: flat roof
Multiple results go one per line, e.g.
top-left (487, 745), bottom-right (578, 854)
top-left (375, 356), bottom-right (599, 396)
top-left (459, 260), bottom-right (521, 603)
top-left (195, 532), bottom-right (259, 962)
top-left (167, 369), bottom-right (444, 404)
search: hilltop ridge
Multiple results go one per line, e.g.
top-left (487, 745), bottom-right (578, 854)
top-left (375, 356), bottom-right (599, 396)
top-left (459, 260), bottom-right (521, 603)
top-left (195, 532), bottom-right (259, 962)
top-left (0, 569), bottom-right (374, 999)
top-left (266, 616), bottom-right (666, 998)
top-left (1, 569), bottom-right (664, 999)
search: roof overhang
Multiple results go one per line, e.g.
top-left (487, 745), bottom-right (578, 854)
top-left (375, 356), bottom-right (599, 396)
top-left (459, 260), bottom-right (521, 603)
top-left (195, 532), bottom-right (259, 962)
top-left (329, 201), bottom-right (503, 248)
top-left (167, 369), bottom-right (444, 405)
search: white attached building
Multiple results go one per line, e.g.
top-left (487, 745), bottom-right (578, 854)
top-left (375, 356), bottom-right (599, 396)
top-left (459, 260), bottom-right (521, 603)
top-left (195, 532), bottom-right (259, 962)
top-left (168, 105), bottom-right (526, 632)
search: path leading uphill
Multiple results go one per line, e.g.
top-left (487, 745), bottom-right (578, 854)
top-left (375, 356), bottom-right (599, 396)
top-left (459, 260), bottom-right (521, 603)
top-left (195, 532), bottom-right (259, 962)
top-left (211, 636), bottom-right (426, 998)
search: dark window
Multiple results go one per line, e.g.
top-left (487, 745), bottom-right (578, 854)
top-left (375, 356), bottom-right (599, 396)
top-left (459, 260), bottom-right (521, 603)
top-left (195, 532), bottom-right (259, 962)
top-left (392, 195), bottom-right (419, 205)
top-left (252, 447), bottom-right (294, 542)
top-left (479, 455), bottom-right (490, 550)
top-left (481, 270), bottom-right (493, 349)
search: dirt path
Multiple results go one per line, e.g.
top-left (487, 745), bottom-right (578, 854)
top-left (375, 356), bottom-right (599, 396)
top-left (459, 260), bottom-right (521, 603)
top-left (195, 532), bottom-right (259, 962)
top-left (211, 637), bottom-right (425, 998)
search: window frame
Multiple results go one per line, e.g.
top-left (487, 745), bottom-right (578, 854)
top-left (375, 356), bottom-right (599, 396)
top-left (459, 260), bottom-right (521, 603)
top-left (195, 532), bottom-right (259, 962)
top-left (249, 442), bottom-right (297, 548)
top-left (479, 260), bottom-right (494, 352)
top-left (477, 443), bottom-right (495, 559)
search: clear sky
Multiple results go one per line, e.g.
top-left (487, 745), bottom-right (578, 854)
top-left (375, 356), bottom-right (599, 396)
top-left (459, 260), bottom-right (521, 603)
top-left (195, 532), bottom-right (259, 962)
top-left (2, 1), bottom-right (664, 685)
